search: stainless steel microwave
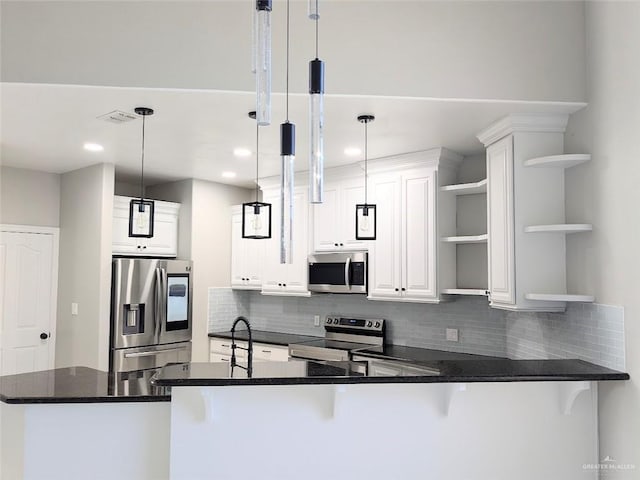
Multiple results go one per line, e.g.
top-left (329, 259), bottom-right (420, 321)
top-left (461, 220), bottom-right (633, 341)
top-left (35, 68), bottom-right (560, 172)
top-left (308, 251), bottom-right (367, 294)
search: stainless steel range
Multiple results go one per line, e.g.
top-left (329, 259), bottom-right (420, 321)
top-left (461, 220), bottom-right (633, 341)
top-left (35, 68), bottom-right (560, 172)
top-left (288, 316), bottom-right (385, 362)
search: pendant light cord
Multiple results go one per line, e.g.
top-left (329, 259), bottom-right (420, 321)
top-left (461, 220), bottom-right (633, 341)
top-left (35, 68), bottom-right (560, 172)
top-left (315, 0), bottom-right (319, 58)
top-left (140, 114), bottom-right (146, 201)
top-left (364, 120), bottom-right (368, 204)
top-left (285, 0), bottom-right (290, 121)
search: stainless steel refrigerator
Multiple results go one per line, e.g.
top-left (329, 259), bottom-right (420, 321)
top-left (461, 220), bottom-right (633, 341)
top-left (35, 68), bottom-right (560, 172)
top-left (109, 258), bottom-right (192, 395)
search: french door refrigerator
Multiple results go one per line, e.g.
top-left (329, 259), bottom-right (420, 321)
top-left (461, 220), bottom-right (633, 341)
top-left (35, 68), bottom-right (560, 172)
top-left (109, 258), bottom-right (192, 394)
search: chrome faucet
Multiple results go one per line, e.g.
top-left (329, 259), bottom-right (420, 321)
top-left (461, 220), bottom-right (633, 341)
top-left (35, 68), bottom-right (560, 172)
top-left (230, 316), bottom-right (253, 377)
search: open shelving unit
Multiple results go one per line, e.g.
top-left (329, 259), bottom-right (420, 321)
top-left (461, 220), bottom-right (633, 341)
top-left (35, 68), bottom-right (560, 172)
top-left (524, 224), bottom-right (593, 234)
top-left (524, 154), bottom-right (591, 169)
top-left (521, 152), bottom-right (593, 308)
top-left (438, 154), bottom-right (488, 298)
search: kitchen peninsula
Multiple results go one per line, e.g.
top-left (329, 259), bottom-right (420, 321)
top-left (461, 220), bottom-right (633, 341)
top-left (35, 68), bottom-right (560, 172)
top-left (1, 357), bottom-right (627, 480)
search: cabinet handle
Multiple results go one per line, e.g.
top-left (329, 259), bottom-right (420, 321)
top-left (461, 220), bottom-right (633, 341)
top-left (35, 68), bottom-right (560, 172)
top-left (283, 283), bottom-right (287, 287)
top-left (340, 243), bottom-right (344, 246)
top-left (137, 245), bottom-right (141, 249)
top-left (334, 243), bottom-right (338, 247)
top-left (395, 288), bottom-right (399, 292)
top-left (401, 287), bottom-right (406, 291)
top-left (261, 350), bottom-right (271, 353)
top-left (142, 245), bottom-right (147, 249)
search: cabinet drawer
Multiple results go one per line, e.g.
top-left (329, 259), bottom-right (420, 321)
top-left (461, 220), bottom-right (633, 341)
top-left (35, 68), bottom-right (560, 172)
top-left (253, 343), bottom-right (289, 361)
top-left (209, 338), bottom-right (247, 358)
top-left (209, 353), bottom-right (231, 363)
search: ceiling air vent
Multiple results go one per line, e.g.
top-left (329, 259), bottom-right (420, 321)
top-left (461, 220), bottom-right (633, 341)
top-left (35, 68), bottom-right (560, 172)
top-left (97, 110), bottom-right (138, 124)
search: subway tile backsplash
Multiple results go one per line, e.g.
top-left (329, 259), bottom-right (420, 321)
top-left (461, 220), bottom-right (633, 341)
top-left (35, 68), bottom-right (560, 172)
top-left (208, 289), bottom-right (626, 370)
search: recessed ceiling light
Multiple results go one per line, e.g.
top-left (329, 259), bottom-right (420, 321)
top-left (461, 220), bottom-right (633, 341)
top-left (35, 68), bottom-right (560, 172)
top-left (344, 147), bottom-right (361, 157)
top-left (233, 147), bottom-right (252, 157)
top-left (222, 171), bottom-right (237, 178)
top-left (84, 142), bottom-right (104, 152)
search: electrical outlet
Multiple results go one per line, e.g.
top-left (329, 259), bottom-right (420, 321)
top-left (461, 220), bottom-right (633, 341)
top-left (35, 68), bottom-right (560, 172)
top-left (71, 303), bottom-right (79, 316)
top-left (446, 328), bottom-right (459, 342)
top-left (313, 315), bottom-right (320, 326)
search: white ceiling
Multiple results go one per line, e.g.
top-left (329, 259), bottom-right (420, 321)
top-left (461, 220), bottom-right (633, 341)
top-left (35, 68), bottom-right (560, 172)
top-left (0, 82), bottom-right (585, 188)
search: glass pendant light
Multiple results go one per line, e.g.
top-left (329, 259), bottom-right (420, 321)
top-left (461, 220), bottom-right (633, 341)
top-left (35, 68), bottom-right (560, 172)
top-left (255, 0), bottom-right (272, 126)
top-left (129, 107), bottom-right (155, 238)
top-left (242, 111), bottom-right (272, 239)
top-left (280, 0), bottom-right (295, 264)
top-left (308, 0), bottom-right (324, 204)
top-left (355, 115), bottom-right (376, 241)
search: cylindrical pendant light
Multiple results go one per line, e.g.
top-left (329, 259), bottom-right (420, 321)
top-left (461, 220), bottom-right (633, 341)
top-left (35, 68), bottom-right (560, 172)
top-left (308, 0), bottom-right (324, 204)
top-left (256, 0), bottom-right (272, 126)
top-left (355, 114), bottom-right (376, 241)
top-left (280, 0), bottom-right (295, 264)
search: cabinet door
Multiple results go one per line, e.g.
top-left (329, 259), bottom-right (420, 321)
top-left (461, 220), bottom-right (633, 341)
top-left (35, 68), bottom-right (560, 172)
top-left (144, 205), bottom-right (178, 257)
top-left (402, 170), bottom-right (437, 300)
top-left (311, 185), bottom-right (341, 251)
top-left (486, 136), bottom-right (515, 305)
top-left (253, 342), bottom-right (289, 361)
top-left (260, 190), bottom-right (287, 294)
top-left (340, 180), bottom-right (367, 250)
top-left (367, 175), bottom-right (402, 299)
top-left (112, 198), bottom-right (139, 255)
top-left (283, 189), bottom-right (309, 294)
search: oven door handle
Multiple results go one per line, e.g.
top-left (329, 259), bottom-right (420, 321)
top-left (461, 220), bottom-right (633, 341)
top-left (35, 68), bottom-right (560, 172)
top-left (344, 257), bottom-right (351, 290)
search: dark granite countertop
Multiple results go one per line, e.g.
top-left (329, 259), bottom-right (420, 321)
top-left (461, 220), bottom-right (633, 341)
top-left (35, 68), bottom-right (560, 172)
top-left (352, 344), bottom-right (504, 363)
top-left (0, 367), bottom-right (170, 404)
top-left (152, 358), bottom-right (629, 387)
top-left (209, 329), bottom-right (321, 346)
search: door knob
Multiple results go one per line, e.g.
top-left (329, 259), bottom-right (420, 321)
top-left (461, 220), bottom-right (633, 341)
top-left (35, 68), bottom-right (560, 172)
top-left (40, 332), bottom-right (49, 340)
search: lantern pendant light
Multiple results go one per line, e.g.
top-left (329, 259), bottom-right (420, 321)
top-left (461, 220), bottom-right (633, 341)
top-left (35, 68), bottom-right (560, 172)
top-left (242, 111), bottom-right (272, 239)
top-left (308, 0), bottom-right (324, 204)
top-left (355, 115), bottom-right (376, 241)
top-left (255, 0), bottom-right (272, 126)
top-left (280, 0), bottom-right (295, 264)
top-left (129, 107), bottom-right (155, 238)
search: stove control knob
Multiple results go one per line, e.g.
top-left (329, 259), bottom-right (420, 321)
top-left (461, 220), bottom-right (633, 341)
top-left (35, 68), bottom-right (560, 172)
top-left (366, 321), bottom-right (373, 327)
top-left (333, 318), bottom-right (340, 324)
top-left (374, 321), bottom-right (381, 328)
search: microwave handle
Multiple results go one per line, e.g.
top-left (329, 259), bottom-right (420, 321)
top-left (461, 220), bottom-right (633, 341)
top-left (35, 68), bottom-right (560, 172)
top-left (344, 257), bottom-right (351, 289)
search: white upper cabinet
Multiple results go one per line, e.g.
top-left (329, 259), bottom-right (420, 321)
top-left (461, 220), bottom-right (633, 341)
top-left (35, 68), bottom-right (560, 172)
top-left (311, 178), bottom-right (366, 252)
top-left (366, 150), bottom-right (454, 303)
top-left (260, 187), bottom-right (310, 296)
top-left (477, 114), bottom-right (593, 312)
top-left (230, 206), bottom-right (264, 290)
top-left (112, 196), bottom-right (180, 257)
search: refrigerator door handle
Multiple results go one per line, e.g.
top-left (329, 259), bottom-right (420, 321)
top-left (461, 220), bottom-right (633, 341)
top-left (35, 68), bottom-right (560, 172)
top-left (154, 267), bottom-right (163, 344)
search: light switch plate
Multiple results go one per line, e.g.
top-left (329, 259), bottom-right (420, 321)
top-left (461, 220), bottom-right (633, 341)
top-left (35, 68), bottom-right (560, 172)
top-left (313, 315), bottom-right (320, 326)
top-left (71, 303), bottom-right (78, 316)
top-left (446, 328), bottom-right (459, 342)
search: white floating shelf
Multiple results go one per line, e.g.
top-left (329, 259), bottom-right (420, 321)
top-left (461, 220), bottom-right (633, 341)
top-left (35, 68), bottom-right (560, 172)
top-left (441, 288), bottom-right (488, 296)
top-left (525, 293), bottom-right (595, 303)
top-left (440, 179), bottom-right (487, 195)
top-left (440, 234), bottom-right (488, 244)
top-left (524, 224), bottom-right (593, 234)
top-left (524, 154), bottom-right (591, 169)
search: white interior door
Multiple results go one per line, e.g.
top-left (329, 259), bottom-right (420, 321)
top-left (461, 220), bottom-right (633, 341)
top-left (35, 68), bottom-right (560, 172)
top-left (0, 229), bottom-right (57, 376)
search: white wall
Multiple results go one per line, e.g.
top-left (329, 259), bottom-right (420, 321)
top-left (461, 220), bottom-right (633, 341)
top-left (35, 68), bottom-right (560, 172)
top-left (1, 1), bottom-right (585, 102)
top-left (148, 179), bottom-right (251, 362)
top-left (0, 166), bottom-right (60, 227)
top-left (564, 2), bottom-right (640, 474)
top-left (56, 163), bottom-right (114, 370)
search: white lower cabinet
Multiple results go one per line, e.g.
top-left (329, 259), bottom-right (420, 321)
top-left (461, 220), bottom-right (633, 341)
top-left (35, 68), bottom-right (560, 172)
top-left (209, 338), bottom-right (289, 362)
top-left (230, 206), bottom-right (264, 290)
top-left (112, 195), bottom-right (180, 257)
top-left (368, 166), bottom-right (438, 303)
top-left (260, 187), bottom-right (310, 296)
